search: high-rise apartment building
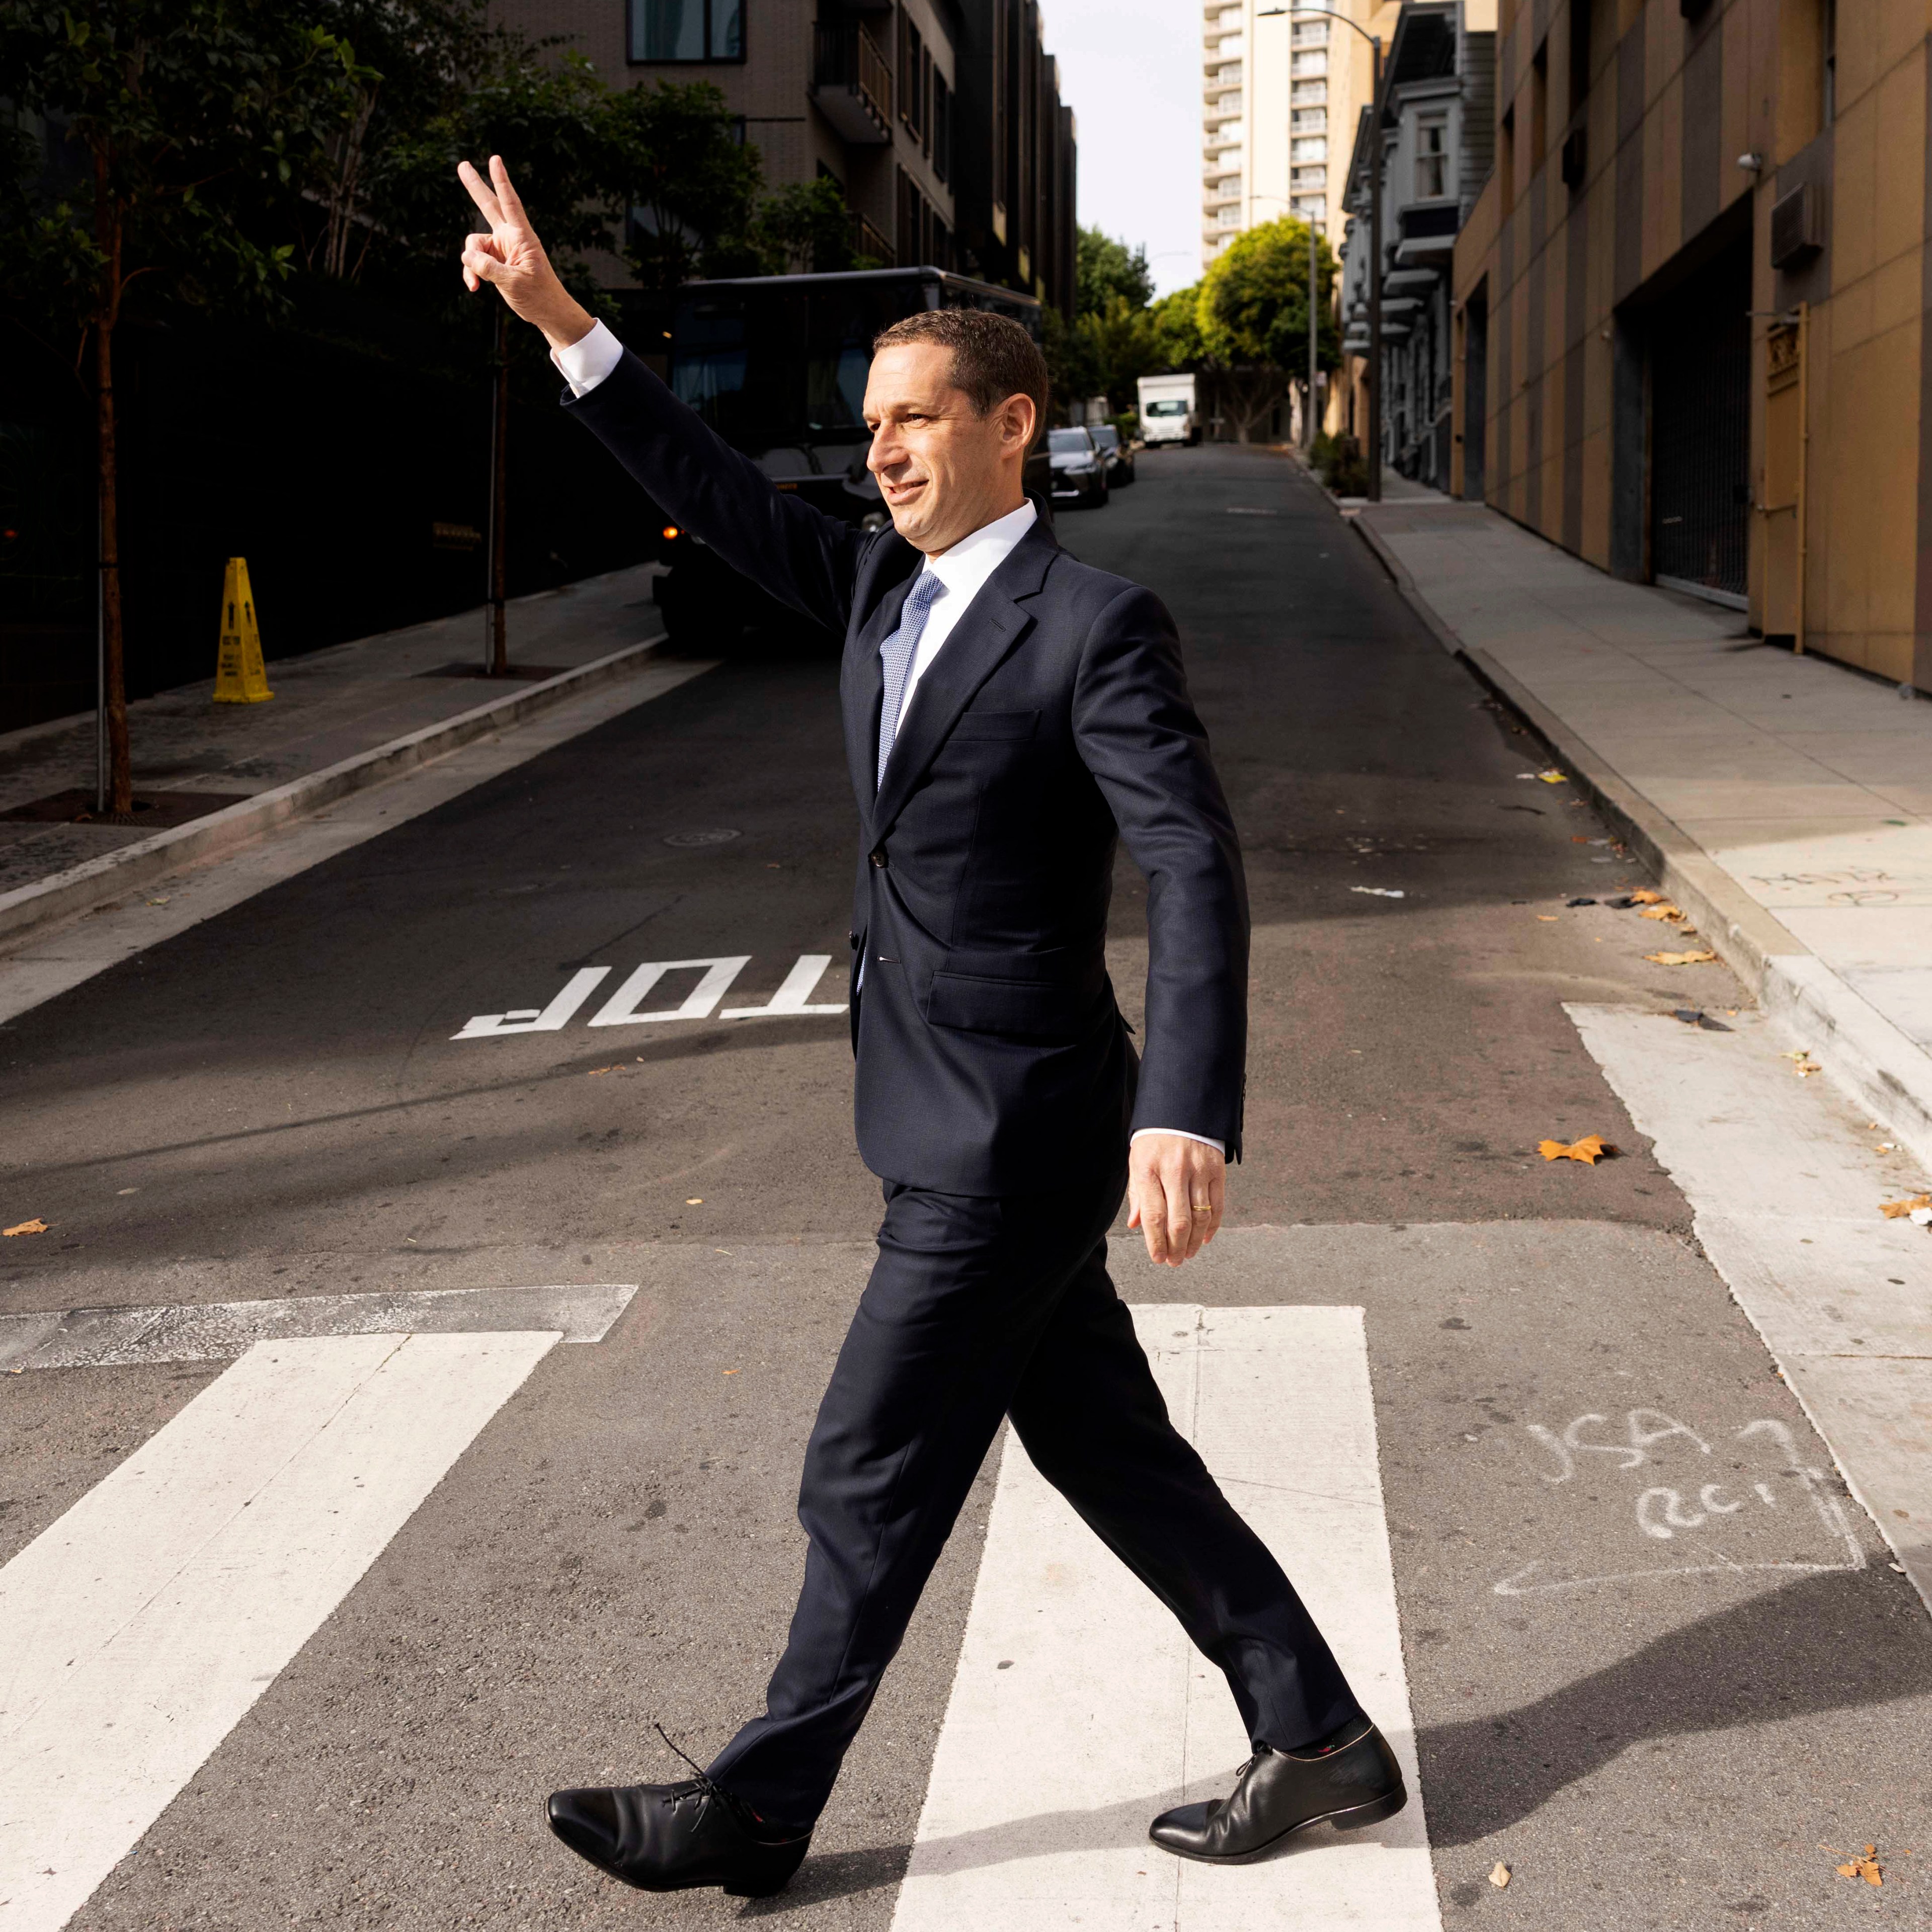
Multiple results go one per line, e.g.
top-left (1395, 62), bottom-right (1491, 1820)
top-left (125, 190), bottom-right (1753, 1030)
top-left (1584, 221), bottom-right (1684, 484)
top-left (1201, 0), bottom-right (1394, 274)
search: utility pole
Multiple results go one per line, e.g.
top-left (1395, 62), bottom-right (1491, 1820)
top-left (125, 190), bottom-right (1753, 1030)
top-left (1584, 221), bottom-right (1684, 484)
top-left (1307, 210), bottom-right (1319, 450)
top-left (1259, 5), bottom-right (1383, 499)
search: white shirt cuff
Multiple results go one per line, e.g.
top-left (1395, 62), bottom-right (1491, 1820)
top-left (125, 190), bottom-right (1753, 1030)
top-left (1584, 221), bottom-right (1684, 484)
top-left (1130, 1128), bottom-right (1227, 1156)
top-left (552, 319), bottom-right (624, 397)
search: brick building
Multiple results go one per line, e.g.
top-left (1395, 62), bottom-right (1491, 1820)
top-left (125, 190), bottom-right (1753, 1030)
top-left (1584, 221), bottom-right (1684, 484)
top-left (493, 0), bottom-right (1077, 314)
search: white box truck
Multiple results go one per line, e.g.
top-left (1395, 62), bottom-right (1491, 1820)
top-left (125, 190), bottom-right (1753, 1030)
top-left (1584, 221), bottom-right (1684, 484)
top-left (1137, 372), bottom-right (1199, 447)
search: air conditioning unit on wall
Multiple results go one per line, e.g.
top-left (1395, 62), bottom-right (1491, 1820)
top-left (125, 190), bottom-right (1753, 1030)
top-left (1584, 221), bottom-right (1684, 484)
top-left (1771, 183), bottom-right (1822, 268)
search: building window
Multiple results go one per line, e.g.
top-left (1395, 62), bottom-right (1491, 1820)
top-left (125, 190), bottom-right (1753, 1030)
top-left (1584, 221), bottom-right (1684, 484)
top-left (1291, 49), bottom-right (1326, 76)
top-left (899, 10), bottom-right (925, 140)
top-left (932, 70), bottom-right (952, 181)
top-left (1292, 79), bottom-right (1327, 105)
top-left (1293, 136), bottom-right (1326, 163)
top-left (1415, 115), bottom-right (1447, 197)
top-left (629, 0), bottom-right (742, 61)
top-left (897, 165), bottom-right (926, 264)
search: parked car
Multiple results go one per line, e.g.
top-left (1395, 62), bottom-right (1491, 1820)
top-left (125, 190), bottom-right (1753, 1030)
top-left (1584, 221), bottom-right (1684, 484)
top-left (1090, 423), bottom-right (1135, 487)
top-left (1047, 426), bottom-right (1110, 509)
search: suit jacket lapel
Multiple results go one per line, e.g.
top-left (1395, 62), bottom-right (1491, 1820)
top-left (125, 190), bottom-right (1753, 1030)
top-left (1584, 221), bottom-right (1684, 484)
top-left (841, 532), bottom-right (922, 824)
top-left (870, 517), bottom-right (1059, 838)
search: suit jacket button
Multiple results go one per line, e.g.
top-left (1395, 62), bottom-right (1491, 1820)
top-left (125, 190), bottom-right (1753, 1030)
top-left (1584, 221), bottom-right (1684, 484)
top-left (869, 847), bottom-right (888, 868)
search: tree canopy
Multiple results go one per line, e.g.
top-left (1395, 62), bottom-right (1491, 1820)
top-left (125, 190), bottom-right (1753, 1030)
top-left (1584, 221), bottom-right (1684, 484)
top-left (1075, 225), bottom-right (1153, 316)
top-left (1147, 218), bottom-right (1340, 442)
top-left (1197, 216), bottom-right (1339, 375)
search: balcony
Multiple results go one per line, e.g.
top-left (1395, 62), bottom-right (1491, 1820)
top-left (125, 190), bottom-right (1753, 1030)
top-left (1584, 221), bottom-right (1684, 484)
top-left (811, 24), bottom-right (892, 144)
top-left (852, 210), bottom-right (893, 265)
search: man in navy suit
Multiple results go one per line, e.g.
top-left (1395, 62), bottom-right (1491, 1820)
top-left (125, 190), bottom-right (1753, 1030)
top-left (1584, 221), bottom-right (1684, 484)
top-left (459, 157), bottom-right (1403, 1898)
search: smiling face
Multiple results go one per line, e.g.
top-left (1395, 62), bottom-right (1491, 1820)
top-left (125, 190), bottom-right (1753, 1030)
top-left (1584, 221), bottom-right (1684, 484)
top-left (862, 343), bottom-right (1038, 555)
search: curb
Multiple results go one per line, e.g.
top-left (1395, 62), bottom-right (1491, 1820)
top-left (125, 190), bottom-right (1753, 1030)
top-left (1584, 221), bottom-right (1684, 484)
top-left (1346, 509), bottom-right (1932, 1175)
top-left (0, 634), bottom-right (665, 950)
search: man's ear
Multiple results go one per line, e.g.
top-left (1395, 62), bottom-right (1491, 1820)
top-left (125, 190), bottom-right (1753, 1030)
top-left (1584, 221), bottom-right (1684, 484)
top-left (1002, 392), bottom-right (1037, 453)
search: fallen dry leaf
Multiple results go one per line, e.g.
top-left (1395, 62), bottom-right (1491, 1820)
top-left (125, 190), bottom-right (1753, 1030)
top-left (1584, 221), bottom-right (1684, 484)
top-left (1836, 1845), bottom-right (1883, 1886)
top-left (1638, 903), bottom-right (1688, 922)
top-left (1536, 769), bottom-right (1567, 784)
top-left (1540, 1135), bottom-right (1615, 1165)
top-left (1489, 1861), bottom-right (1511, 1888)
top-left (686, 1197), bottom-right (704, 1205)
top-left (3, 1219), bottom-right (48, 1237)
top-left (1629, 889), bottom-right (1666, 904)
top-left (1879, 1194), bottom-right (1932, 1220)
top-left (1536, 915), bottom-right (1559, 922)
top-left (1646, 948), bottom-right (1718, 966)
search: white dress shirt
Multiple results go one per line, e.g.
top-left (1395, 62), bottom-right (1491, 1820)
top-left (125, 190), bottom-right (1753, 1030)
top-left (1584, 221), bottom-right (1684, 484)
top-left (552, 321), bottom-right (1222, 1159)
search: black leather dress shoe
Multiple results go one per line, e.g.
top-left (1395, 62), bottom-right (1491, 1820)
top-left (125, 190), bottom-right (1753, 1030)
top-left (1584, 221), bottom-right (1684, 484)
top-left (1149, 1720), bottom-right (1406, 1864)
top-left (546, 1777), bottom-right (810, 1898)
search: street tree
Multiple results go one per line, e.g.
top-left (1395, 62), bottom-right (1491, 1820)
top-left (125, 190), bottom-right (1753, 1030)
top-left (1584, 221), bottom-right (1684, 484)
top-left (384, 51), bottom-right (633, 673)
top-left (1075, 226), bottom-right (1153, 316)
top-left (1065, 295), bottom-right (1165, 420)
top-left (1196, 215), bottom-right (1339, 443)
top-left (299, 0), bottom-right (511, 283)
top-left (607, 78), bottom-right (762, 293)
top-left (745, 177), bottom-right (875, 276)
top-left (0, 0), bottom-right (363, 813)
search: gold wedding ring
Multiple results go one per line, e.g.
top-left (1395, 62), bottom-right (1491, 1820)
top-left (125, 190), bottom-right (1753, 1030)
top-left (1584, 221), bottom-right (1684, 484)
top-left (1190, 1203), bottom-right (1213, 1215)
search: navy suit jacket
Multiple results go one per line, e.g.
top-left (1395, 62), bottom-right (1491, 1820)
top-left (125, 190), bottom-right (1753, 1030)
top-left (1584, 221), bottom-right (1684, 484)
top-left (565, 351), bottom-right (1248, 1195)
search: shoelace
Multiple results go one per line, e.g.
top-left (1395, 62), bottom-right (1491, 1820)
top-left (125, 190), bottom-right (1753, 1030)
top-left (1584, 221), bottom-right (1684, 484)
top-left (651, 1723), bottom-right (779, 1836)
top-left (652, 1723), bottom-right (735, 1812)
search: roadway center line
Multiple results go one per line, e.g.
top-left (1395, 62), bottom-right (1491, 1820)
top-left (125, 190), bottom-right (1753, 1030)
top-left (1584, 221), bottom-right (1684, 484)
top-left (0, 1330), bottom-right (559, 1932)
top-left (891, 1305), bottom-right (1440, 1932)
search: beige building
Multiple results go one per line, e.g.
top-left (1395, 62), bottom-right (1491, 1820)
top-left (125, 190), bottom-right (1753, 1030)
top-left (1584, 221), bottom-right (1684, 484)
top-left (1201, 0), bottom-right (1396, 271)
top-left (1452, 0), bottom-right (1931, 690)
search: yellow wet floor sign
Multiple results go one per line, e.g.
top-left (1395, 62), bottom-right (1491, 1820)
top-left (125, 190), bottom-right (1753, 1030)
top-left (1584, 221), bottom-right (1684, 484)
top-left (214, 556), bottom-right (273, 703)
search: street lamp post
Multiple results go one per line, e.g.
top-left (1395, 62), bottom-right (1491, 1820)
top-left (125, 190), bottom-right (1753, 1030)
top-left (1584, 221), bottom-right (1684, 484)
top-left (1259, 5), bottom-right (1383, 501)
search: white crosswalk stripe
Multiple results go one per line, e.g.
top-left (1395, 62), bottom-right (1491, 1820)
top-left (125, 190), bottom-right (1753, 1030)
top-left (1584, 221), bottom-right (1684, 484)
top-left (0, 1331), bottom-right (559, 1932)
top-left (892, 1305), bottom-right (1441, 1932)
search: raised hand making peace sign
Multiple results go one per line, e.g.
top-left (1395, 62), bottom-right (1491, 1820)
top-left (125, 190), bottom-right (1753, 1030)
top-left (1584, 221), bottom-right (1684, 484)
top-left (456, 155), bottom-right (596, 352)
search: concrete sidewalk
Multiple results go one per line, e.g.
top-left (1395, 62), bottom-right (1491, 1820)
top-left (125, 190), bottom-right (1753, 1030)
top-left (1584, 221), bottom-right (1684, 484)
top-left (1351, 494), bottom-right (1932, 1177)
top-left (0, 564), bottom-right (666, 936)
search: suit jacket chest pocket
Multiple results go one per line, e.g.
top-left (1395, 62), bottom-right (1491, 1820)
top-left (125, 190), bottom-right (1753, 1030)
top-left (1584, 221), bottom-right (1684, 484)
top-left (949, 708), bottom-right (1039, 744)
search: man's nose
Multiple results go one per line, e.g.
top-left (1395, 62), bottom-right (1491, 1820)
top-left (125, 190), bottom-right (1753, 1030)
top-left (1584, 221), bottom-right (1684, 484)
top-left (866, 425), bottom-right (901, 473)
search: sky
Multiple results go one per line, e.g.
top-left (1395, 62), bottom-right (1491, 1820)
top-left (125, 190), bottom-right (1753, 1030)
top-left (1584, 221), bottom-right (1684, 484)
top-left (1042, 0), bottom-right (1201, 297)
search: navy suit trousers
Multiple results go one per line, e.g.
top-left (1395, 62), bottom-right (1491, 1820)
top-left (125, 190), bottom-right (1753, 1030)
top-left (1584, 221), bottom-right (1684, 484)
top-left (704, 1171), bottom-right (1365, 1828)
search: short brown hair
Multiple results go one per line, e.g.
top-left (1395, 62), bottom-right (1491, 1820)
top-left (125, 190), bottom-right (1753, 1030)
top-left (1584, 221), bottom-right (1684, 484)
top-left (872, 308), bottom-right (1050, 432)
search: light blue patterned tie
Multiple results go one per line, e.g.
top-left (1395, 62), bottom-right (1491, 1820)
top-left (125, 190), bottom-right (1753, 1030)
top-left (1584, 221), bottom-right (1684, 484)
top-left (876, 571), bottom-right (946, 788)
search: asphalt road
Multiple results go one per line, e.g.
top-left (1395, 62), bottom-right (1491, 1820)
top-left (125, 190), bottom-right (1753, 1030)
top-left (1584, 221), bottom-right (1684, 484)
top-left (4, 445), bottom-right (1929, 1930)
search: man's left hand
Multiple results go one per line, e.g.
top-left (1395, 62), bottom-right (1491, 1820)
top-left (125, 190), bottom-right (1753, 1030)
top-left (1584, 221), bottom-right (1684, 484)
top-left (1128, 1135), bottom-right (1226, 1267)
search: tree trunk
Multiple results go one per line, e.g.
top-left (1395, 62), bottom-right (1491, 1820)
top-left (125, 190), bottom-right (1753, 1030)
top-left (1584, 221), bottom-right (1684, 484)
top-left (94, 148), bottom-right (132, 816)
top-left (488, 304), bottom-right (509, 676)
